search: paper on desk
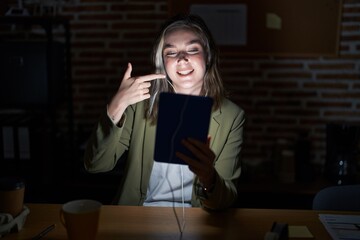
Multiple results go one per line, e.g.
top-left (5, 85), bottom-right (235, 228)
top-left (289, 226), bottom-right (314, 238)
top-left (319, 214), bottom-right (360, 240)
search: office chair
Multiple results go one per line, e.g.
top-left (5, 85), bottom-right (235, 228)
top-left (312, 184), bottom-right (360, 211)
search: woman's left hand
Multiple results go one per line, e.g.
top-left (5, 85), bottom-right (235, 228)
top-left (176, 137), bottom-right (216, 189)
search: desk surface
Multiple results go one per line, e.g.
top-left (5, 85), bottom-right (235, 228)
top-left (3, 203), bottom-right (358, 240)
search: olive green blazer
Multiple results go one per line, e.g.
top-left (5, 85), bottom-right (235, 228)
top-left (84, 98), bottom-right (245, 210)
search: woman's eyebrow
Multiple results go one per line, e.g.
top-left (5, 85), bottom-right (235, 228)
top-left (163, 39), bottom-right (202, 49)
top-left (163, 43), bottom-right (174, 49)
top-left (187, 39), bottom-right (202, 46)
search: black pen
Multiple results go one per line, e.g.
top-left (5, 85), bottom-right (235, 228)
top-left (31, 224), bottom-right (56, 240)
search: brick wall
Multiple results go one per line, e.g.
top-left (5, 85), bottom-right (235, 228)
top-left (2, 0), bottom-right (360, 175)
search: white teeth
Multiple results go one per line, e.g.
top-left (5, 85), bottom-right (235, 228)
top-left (178, 70), bottom-right (193, 75)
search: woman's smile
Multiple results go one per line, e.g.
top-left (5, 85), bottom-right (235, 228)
top-left (177, 69), bottom-right (194, 76)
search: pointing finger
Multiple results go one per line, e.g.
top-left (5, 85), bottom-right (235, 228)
top-left (138, 73), bottom-right (166, 83)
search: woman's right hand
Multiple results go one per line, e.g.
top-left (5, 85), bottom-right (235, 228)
top-left (108, 63), bottom-right (165, 124)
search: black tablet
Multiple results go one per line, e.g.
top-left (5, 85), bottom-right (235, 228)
top-left (154, 92), bottom-right (213, 165)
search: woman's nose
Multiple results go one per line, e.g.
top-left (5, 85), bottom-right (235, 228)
top-left (177, 51), bottom-right (188, 62)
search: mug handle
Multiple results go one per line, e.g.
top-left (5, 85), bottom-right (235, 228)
top-left (59, 209), bottom-right (66, 228)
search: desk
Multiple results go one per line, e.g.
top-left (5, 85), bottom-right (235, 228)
top-left (3, 204), bottom-right (357, 239)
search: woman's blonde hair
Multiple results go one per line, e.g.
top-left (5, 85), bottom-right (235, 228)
top-left (146, 14), bottom-right (225, 122)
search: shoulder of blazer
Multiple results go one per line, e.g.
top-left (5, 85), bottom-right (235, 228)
top-left (213, 98), bottom-right (244, 121)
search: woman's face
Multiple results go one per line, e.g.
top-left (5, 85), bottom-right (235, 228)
top-left (163, 29), bottom-right (206, 95)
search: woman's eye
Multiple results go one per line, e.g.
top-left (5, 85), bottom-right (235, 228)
top-left (165, 51), bottom-right (177, 57)
top-left (188, 49), bottom-right (199, 54)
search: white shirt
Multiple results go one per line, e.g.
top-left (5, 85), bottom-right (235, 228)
top-left (143, 161), bottom-right (194, 207)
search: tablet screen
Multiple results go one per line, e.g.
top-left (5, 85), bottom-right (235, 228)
top-left (154, 92), bottom-right (213, 165)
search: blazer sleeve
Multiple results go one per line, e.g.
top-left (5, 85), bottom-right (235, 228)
top-left (83, 105), bottom-right (136, 173)
top-left (199, 103), bottom-right (245, 210)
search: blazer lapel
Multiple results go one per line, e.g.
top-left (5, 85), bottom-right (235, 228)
top-left (209, 107), bottom-right (221, 148)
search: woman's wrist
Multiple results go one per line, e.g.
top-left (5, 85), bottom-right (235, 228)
top-left (107, 102), bottom-right (127, 124)
top-left (200, 171), bottom-right (216, 192)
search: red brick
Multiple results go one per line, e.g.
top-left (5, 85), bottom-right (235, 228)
top-left (259, 63), bottom-right (304, 69)
top-left (316, 73), bottom-right (359, 80)
top-left (268, 72), bottom-right (312, 79)
top-left (309, 63), bottom-right (355, 70)
top-left (303, 82), bottom-right (348, 89)
top-left (305, 101), bottom-right (352, 108)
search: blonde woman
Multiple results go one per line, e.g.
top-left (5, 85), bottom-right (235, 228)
top-left (84, 14), bottom-right (245, 210)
